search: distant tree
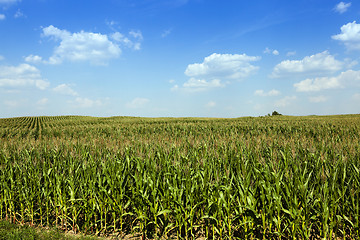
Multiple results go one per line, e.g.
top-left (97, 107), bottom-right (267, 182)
top-left (272, 111), bottom-right (282, 116)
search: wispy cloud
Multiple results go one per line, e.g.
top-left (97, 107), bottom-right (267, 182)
top-left (111, 30), bottom-right (143, 50)
top-left (309, 96), bottom-right (327, 103)
top-left (274, 96), bottom-right (296, 108)
top-left (0, 0), bottom-right (19, 5)
top-left (254, 89), bottom-right (280, 97)
top-left (53, 84), bottom-right (78, 96)
top-left (14, 9), bottom-right (24, 18)
top-left (334, 2), bottom-right (351, 14)
top-left (126, 97), bottom-right (149, 108)
top-left (286, 51), bottom-right (296, 56)
top-left (161, 28), bottom-right (172, 38)
top-left (181, 78), bottom-right (224, 92)
top-left (264, 47), bottom-right (279, 55)
top-left (73, 97), bottom-right (104, 108)
top-left (206, 101), bottom-right (216, 107)
top-left (37, 98), bottom-right (48, 105)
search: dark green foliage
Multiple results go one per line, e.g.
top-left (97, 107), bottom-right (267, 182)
top-left (272, 111), bottom-right (282, 116)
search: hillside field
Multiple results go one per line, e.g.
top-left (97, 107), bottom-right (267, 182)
top-left (0, 115), bottom-right (359, 239)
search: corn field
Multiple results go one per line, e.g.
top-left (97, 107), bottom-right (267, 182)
top-left (0, 115), bottom-right (359, 239)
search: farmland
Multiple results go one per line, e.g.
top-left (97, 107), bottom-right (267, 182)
top-left (0, 115), bottom-right (359, 239)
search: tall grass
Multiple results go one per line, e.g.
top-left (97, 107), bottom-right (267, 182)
top-left (0, 115), bottom-right (359, 239)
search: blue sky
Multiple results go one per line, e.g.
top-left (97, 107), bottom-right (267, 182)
top-left (1, 0), bottom-right (360, 117)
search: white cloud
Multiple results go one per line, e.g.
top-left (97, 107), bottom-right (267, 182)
top-left (73, 97), bottom-right (103, 108)
top-left (271, 51), bottom-right (343, 78)
top-left (182, 78), bottom-right (224, 92)
top-left (126, 97), bottom-right (149, 108)
top-left (309, 96), bottom-right (327, 103)
top-left (254, 89), bottom-right (281, 97)
top-left (0, 14), bottom-right (5, 20)
top-left (42, 25), bottom-right (122, 65)
top-left (24, 55), bottom-right (43, 64)
top-left (0, 55), bottom-right (4, 61)
top-left (334, 2), bottom-right (351, 14)
top-left (294, 77), bottom-right (342, 92)
top-left (286, 51), bottom-right (296, 56)
top-left (332, 21), bottom-right (360, 50)
top-left (264, 48), bottom-right (279, 55)
top-left (37, 98), bottom-right (48, 105)
top-left (129, 30), bottom-right (143, 40)
top-left (185, 53), bottom-right (260, 80)
top-left (170, 84), bottom-right (179, 91)
top-left (0, 63), bottom-right (49, 90)
top-left (274, 96), bottom-right (296, 107)
top-left (111, 30), bottom-right (143, 50)
top-left (206, 101), bottom-right (216, 107)
top-left (294, 69), bottom-right (360, 92)
top-left (53, 84), bottom-right (78, 96)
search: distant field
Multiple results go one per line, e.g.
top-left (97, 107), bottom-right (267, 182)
top-left (0, 115), bottom-right (359, 239)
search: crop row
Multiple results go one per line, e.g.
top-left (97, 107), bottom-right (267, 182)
top-left (0, 115), bottom-right (360, 239)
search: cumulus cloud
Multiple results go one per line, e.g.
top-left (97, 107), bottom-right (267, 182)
top-left (0, 63), bottom-right (49, 90)
top-left (294, 69), bottom-right (360, 92)
top-left (126, 97), bottom-right (149, 108)
top-left (254, 89), bottom-right (280, 97)
top-left (24, 55), bottom-right (43, 64)
top-left (271, 51), bottom-right (343, 78)
top-left (42, 25), bottom-right (122, 65)
top-left (185, 53), bottom-right (260, 80)
top-left (334, 2), bottom-right (351, 14)
top-left (309, 96), bottom-right (327, 103)
top-left (332, 21), bottom-right (360, 50)
top-left (274, 96), bottom-right (296, 108)
top-left (0, 14), bottom-right (5, 20)
top-left (53, 84), bottom-right (78, 96)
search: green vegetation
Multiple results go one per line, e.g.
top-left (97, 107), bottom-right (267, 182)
top-left (0, 115), bottom-right (359, 239)
top-left (0, 219), bottom-right (101, 240)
